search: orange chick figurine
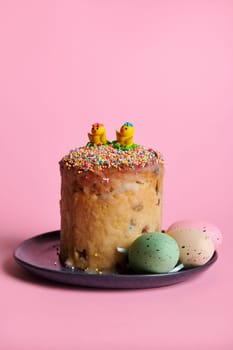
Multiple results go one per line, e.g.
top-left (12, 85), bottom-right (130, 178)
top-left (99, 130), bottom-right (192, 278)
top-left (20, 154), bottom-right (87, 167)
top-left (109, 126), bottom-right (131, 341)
top-left (88, 123), bottom-right (107, 145)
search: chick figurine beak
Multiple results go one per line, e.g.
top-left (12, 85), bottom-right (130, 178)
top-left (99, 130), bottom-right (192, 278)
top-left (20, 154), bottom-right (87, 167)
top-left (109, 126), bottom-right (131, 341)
top-left (88, 123), bottom-right (107, 145)
top-left (116, 122), bottom-right (134, 147)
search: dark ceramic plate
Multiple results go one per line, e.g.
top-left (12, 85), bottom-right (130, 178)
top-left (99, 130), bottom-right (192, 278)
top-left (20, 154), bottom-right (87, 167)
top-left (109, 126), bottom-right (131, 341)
top-left (13, 231), bottom-right (218, 289)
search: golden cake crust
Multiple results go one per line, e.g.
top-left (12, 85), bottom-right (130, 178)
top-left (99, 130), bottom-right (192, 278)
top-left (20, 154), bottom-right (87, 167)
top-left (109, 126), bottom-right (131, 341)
top-left (59, 144), bottom-right (164, 272)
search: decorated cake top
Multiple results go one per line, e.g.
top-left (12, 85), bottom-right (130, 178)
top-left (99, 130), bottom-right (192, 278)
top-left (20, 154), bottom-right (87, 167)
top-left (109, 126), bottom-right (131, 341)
top-left (60, 122), bottom-right (164, 173)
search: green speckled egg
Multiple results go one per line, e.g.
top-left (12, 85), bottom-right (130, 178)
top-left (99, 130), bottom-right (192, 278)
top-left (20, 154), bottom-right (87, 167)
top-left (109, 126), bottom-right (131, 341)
top-left (128, 232), bottom-right (180, 273)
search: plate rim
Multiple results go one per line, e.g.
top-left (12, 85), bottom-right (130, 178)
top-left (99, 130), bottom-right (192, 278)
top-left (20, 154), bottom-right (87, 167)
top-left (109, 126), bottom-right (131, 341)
top-left (13, 230), bottom-right (218, 288)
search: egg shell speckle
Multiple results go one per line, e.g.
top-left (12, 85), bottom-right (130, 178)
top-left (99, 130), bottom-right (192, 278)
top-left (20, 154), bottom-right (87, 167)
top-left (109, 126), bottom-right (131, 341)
top-left (167, 220), bottom-right (222, 249)
top-left (167, 228), bottom-right (215, 267)
top-left (128, 232), bottom-right (180, 274)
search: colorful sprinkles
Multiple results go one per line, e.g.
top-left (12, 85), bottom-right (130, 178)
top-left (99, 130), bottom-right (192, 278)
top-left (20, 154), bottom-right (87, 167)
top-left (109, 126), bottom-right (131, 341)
top-left (60, 144), bottom-right (163, 173)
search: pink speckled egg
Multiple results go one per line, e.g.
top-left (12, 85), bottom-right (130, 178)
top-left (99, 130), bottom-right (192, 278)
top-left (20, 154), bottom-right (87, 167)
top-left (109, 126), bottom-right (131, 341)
top-left (166, 228), bottom-right (215, 267)
top-left (167, 220), bottom-right (222, 250)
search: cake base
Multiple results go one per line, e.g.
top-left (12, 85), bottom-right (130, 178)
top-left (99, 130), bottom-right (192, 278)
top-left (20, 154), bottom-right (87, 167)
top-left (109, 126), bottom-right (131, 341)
top-left (60, 166), bottom-right (164, 272)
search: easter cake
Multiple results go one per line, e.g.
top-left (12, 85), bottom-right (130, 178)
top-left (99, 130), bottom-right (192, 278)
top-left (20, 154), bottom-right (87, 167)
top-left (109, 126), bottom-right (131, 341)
top-left (59, 122), bottom-right (164, 272)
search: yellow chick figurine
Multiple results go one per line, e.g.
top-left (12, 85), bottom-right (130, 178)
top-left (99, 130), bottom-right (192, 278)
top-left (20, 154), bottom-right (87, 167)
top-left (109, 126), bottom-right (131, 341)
top-left (88, 123), bottom-right (107, 145)
top-left (116, 122), bottom-right (134, 147)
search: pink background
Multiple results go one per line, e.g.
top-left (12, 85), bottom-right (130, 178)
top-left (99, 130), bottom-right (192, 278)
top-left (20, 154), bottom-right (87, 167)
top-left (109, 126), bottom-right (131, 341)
top-left (1, 0), bottom-right (233, 349)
